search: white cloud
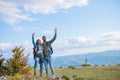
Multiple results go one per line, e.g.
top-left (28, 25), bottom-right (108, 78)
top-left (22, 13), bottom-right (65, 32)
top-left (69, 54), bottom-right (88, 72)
top-left (20, 41), bottom-right (33, 58)
top-left (53, 31), bottom-right (120, 56)
top-left (0, 0), bottom-right (88, 24)
top-left (0, 0), bottom-right (34, 25)
top-left (0, 43), bottom-right (13, 50)
top-left (1, 31), bottom-right (120, 57)
top-left (24, 0), bottom-right (88, 14)
top-left (67, 31), bottom-right (120, 48)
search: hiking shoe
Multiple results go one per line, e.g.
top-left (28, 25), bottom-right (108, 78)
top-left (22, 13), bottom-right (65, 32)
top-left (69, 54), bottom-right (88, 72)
top-left (51, 75), bottom-right (55, 79)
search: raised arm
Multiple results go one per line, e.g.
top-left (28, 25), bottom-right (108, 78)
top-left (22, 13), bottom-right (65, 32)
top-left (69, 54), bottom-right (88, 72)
top-left (32, 33), bottom-right (36, 47)
top-left (48, 28), bottom-right (57, 44)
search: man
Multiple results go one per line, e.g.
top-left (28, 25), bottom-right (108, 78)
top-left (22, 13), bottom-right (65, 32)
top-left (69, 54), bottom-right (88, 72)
top-left (42, 28), bottom-right (57, 79)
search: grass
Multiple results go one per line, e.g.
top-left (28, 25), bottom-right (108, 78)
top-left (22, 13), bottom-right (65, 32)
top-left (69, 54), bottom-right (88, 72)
top-left (55, 66), bottom-right (120, 80)
top-left (5, 65), bottom-right (120, 80)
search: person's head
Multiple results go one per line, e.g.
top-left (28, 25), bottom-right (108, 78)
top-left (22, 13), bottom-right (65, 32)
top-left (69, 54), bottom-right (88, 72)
top-left (36, 39), bottom-right (41, 45)
top-left (42, 36), bottom-right (47, 42)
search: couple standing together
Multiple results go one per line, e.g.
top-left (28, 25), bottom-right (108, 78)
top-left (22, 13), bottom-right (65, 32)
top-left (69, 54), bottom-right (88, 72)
top-left (32, 28), bottom-right (57, 78)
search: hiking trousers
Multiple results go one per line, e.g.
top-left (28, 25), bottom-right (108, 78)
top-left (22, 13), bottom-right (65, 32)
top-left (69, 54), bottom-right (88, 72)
top-left (44, 55), bottom-right (54, 75)
top-left (34, 57), bottom-right (43, 75)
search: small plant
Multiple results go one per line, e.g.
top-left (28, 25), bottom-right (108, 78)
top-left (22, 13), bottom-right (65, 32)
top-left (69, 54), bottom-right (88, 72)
top-left (62, 75), bottom-right (70, 80)
top-left (102, 64), bottom-right (105, 66)
top-left (95, 65), bottom-right (98, 66)
top-left (82, 63), bottom-right (91, 67)
top-left (117, 64), bottom-right (120, 66)
top-left (59, 66), bottom-right (62, 69)
top-left (14, 73), bottom-right (22, 80)
top-left (68, 66), bottom-right (76, 69)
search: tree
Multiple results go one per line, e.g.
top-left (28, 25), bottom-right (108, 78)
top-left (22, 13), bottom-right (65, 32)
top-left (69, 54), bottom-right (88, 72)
top-left (0, 50), bottom-right (7, 76)
top-left (0, 53), bottom-right (4, 66)
top-left (6, 46), bottom-right (31, 76)
top-left (82, 58), bottom-right (91, 67)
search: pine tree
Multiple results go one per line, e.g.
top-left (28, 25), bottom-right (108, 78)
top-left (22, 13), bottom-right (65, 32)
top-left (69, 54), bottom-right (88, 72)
top-left (0, 53), bottom-right (4, 66)
top-left (0, 50), bottom-right (6, 76)
top-left (6, 46), bottom-right (31, 76)
top-left (82, 58), bottom-right (91, 67)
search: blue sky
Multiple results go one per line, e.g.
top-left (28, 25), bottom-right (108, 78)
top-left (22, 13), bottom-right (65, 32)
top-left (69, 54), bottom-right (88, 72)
top-left (0, 0), bottom-right (120, 58)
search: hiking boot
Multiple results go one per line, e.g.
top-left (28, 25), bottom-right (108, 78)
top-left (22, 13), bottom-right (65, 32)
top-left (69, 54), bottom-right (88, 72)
top-left (51, 75), bottom-right (55, 79)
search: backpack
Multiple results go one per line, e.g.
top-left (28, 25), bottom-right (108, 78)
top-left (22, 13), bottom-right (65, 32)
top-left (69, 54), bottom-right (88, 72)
top-left (33, 45), bottom-right (42, 57)
top-left (33, 47), bottom-right (39, 57)
top-left (46, 42), bottom-right (53, 54)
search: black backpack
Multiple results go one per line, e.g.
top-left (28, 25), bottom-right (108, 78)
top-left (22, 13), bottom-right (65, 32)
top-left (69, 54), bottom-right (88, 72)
top-left (46, 42), bottom-right (53, 54)
top-left (33, 46), bottom-right (40, 57)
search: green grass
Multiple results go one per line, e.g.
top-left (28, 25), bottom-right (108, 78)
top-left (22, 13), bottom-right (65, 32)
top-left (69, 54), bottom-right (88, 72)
top-left (55, 66), bottom-right (120, 80)
top-left (6, 66), bottom-right (120, 80)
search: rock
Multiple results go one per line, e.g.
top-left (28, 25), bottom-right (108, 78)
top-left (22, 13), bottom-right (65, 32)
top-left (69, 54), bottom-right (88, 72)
top-left (0, 76), bottom-right (7, 80)
top-left (80, 76), bottom-right (84, 79)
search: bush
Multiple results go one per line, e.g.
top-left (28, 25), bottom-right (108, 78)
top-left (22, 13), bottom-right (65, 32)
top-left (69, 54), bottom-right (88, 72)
top-left (82, 63), bottom-right (91, 67)
top-left (117, 64), bottom-right (120, 66)
top-left (5, 46), bottom-right (31, 76)
top-left (102, 64), bottom-right (105, 66)
top-left (59, 66), bottom-right (62, 69)
top-left (0, 53), bottom-right (7, 76)
top-left (95, 65), bottom-right (98, 66)
top-left (14, 73), bottom-right (22, 80)
top-left (68, 66), bottom-right (76, 69)
top-left (62, 75), bottom-right (70, 80)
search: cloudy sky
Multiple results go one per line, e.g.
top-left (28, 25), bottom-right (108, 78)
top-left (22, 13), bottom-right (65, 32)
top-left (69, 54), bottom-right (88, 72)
top-left (0, 0), bottom-right (120, 58)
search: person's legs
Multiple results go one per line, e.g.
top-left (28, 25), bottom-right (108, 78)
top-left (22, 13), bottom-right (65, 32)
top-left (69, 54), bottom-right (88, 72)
top-left (34, 57), bottom-right (38, 76)
top-left (48, 56), bottom-right (54, 75)
top-left (39, 58), bottom-right (43, 76)
top-left (48, 56), bottom-right (55, 79)
top-left (44, 57), bottom-right (49, 76)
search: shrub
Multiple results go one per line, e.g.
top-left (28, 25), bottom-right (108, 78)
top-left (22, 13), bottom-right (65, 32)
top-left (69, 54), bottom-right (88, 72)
top-left (59, 66), bottom-right (62, 69)
top-left (5, 46), bottom-right (31, 76)
top-left (62, 75), bottom-right (70, 80)
top-left (117, 64), bottom-right (120, 66)
top-left (82, 63), bottom-right (91, 67)
top-left (102, 64), bottom-right (105, 66)
top-left (68, 66), bottom-right (76, 69)
top-left (0, 53), bottom-right (7, 76)
top-left (95, 65), bottom-right (98, 66)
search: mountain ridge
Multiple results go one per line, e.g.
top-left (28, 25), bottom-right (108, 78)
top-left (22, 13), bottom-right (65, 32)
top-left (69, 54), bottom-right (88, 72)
top-left (52, 50), bottom-right (120, 67)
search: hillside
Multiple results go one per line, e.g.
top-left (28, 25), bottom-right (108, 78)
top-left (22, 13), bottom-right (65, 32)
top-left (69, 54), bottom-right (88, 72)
top-left (52, 50), bottom-right (120, 67)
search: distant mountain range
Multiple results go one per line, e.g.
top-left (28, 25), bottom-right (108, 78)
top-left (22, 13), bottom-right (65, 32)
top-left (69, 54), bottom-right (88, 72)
top-left (29, 50), bottom-right (120, 67)
top-left (52, 50), bottom-right (120, 67)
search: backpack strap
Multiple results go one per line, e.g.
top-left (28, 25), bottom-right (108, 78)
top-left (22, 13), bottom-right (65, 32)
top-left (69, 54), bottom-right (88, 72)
top-left (46, 42), bottom-right (53, 54)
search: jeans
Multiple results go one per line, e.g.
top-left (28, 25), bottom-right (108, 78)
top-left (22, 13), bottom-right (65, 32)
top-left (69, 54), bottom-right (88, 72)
top-left (44, 55), bottom-right (54, 75)
top-left (34, 57), bottom-right (43, 75)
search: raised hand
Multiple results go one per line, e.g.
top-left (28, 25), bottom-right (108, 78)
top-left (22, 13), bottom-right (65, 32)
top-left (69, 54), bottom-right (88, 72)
top-left (32, 33), bottom-right (35, 36)
top-left (54, 28), bottom-right (57, 33)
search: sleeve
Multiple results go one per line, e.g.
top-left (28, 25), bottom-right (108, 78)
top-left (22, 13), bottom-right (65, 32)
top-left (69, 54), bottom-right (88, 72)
top-left (48, 32), bottom-right (57, 44)
top-left (32, 35), bottom-right (36, 47)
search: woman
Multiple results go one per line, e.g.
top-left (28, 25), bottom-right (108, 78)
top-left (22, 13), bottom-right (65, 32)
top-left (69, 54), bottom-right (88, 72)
top-left (32, 33), bottom-right (44, 76)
